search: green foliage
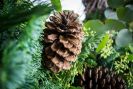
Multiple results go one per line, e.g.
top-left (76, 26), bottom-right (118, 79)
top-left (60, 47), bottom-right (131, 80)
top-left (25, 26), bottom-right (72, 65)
top-left (0, 1), bottom-right (52, 89)
top-left (84, 20), bottom-right (105, 34)
top-left (100, 35), bottom-right (114, 59)
top-left (108, 0), bottom-right (132, 8)
top-left (84, 19), bottom-right (126, 34)
top-left (96, 33), bottom-right (110, 52)
top-left (0, 4), bottom-right (52, 30)
top-left (114, 52), bottom-right (130, 74)
top-left (104, 19), bottom-right (126, 31)
top-left (69, 86), bottom-right (82, 89)
top-left (0, 0), bottom-right (33, 15)
top-left (117, 6), bottom-right (133, 22)
top-left (0, 16), bottom-right (46, 89)
top-left (78, 27), bottom-right (101, 67)
top-left (108, 0), bottom-right (125, 8)
top-left (84, 1), bottom-right (133, 88)
top-left (114, 52), bottom-right (133, 87)
top-left (50, 0), bottom-right (62, 11)
top-left (115, 29), bottom-right (133, 48)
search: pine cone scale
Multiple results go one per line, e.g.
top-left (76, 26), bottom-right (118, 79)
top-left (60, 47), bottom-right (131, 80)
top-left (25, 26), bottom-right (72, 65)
top-left (65, 54), bottom-right (76, 62)
top-left (45, 34), bottom-right (58, 43)
top-left (45, 22), bottom-right (56, 29)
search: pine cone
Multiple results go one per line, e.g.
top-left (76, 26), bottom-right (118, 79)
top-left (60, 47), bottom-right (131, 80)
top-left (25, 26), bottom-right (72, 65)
top-left (43, 11), bottom-right (83, 73)
top-left (74, 66), bottom-right (127, 89)
top-left (82, 0), bottom-right (108, 16)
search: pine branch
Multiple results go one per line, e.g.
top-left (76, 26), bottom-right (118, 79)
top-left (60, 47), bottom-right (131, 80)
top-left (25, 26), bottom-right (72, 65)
top-left (0, 15), bottom-right (47, 89)
top-left (0, 4), bottom-right (52, 31)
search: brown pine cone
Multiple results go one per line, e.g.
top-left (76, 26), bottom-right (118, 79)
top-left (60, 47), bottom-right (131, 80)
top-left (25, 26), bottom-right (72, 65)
top-left (74, 66), bottom-right (127, 89)
top-left (43, 10), bottom-right (84, 73)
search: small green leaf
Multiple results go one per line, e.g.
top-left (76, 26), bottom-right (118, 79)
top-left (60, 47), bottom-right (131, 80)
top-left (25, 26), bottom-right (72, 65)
top-left (51, 0), bottom-right (62, 11)
top-left (104, 19), bottom-right (126, 31)
top-left (96, 33), bottom-right (110, 52)
top-left (115, 29), bottom-right (133, 47)
top-left (117, 6), bottom-right (133, 22)
top-left (84, 20), bottom-right (105, 34)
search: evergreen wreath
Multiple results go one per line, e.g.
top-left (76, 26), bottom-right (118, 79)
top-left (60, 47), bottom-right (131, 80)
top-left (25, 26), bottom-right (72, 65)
top-left (0, 0), bottom-right (132, 89)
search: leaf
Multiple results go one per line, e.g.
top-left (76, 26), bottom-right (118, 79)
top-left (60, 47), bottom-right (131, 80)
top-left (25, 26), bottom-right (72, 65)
top-left (84, 20), bottom-right (105, 34)
top-left (104, 9), bottom-right (118, 19)
top-left (96, 33), bottom-right (110, 52)
top-left (117, 6), bottom-right (133, 23)
top-left (128, 54), bottom-right (133, 61)
top-left (104, 19), bottom-right (126, 31)
top-left (51, 0), bottom-right (62, 11)
top-left (108, 0), bottom-right (124, 8)
top-left (115, 29), bottom-right (133, 48)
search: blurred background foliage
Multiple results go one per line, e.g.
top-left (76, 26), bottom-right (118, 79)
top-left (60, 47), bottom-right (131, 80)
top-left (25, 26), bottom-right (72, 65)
top-left (0, 0), bottom-right (133, 89)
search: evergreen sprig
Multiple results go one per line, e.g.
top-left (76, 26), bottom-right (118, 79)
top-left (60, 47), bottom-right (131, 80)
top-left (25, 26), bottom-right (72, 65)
top-left (0, 16), bottom-right (46, 89)
top-left (0, 4), bottom-right (52, 31)
top-left (0, 0), bottom-right (52, 87)
top-left (16, 16), bottom-right (46, 89)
